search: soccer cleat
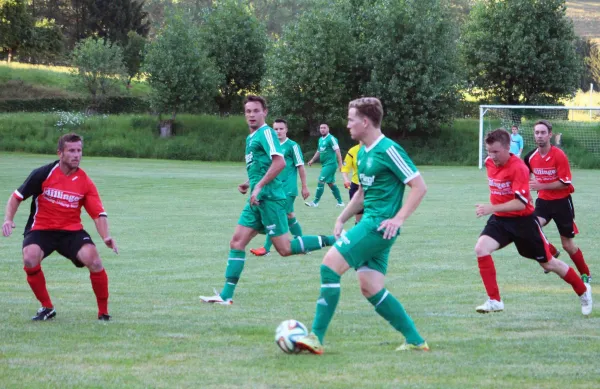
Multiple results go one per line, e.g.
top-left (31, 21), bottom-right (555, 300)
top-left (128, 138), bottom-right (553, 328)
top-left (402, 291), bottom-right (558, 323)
top-left (580, 279), bottom-right (592, 316)
top-left (475, 299), bottom-right (504, 313)
top-left (98, 314), bottom-right (111, 321)
top-left (336, 202), bottom-right (345, 207)
top-left (32, 307), bottom-right (56, 321)
top-left (199, 288), bottom-right (233, 305)
top-left (295, 333), bottom-right (324, 355)
top-left (249, 247), bottom-right (270, 257)
top-left (305, 201), bottom-right (319, 208)
top-left (396, 341), bottom-right (430, 351)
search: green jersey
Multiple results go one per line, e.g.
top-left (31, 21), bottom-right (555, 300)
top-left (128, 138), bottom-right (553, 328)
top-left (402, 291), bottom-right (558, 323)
top-left (278, 138), bottom-right (304, 197)
top-left (245, 124), bottom-right (286, 201)
top-left (318, 134), bottom-right (340, 167)
top-left (358, 135), bottom-right (419, 220)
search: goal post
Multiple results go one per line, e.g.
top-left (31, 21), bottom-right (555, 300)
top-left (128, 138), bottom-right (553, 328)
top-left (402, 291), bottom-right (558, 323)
top-left (478, 105), bottom-right (600, 169)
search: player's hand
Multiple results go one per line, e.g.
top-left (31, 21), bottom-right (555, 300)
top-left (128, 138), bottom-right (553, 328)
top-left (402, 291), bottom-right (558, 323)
top-left (301, 186), bottom-right (310, 200)
top-left (307, 160), bottom-right (313, 167)
top-left (103, 236), bottom-right (119, 254)
top-left (475, 204), bottom-right (493, 218)
top-left (250, 185), bottom-right (262, 205)
top-left (333, 219), bottom-right (345, 239)
top-left (377, 217), bottom-right (403, 240)
top-left (344, 181), bottom-right (351, 190)
top-left (529, 179), bottom-right (541, 191)
top-left (238, 182), bottom-right (250, 194)
top-left (2, 220), bottom-right (15, 237)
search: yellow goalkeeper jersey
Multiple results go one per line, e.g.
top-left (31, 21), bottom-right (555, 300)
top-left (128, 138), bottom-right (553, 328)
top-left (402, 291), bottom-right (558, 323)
top-left (341, 144), bottom-right (361, 184)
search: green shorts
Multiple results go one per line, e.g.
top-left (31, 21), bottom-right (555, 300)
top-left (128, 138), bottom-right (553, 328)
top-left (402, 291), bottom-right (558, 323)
top-left (285, 195), bottom-right (296, 214)
top-left (238, 199), bottom-right (289, 237)
top-left (333, 218), bottom-right (399, 275)
top-left (318, 164), bottom-right (337, 184)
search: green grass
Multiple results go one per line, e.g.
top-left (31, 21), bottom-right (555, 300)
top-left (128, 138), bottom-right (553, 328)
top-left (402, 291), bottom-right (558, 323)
top-left (0, 154), bottom-right (598, 388)
top-left (0, 62), bottom-right (151, 98)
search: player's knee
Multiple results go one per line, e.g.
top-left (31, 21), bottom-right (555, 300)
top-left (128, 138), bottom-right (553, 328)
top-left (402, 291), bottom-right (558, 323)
top-left (229, 237), bottom-right (245, 250)
top-left (22, 246), bottom-right (43, 268)
top-left (474, 243), bottom-right (490, 257)
top-left (561, 239), bottom-right (577, 254)
top-left (78, 245), bottom-right (103, 272)
top-left (274, 242), bottom-right (292, 257)
top-left (287, 212), bottom-right (295, 219)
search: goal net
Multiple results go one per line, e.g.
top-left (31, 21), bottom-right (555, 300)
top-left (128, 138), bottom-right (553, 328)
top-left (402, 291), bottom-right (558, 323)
top-left (479, 105), bottom-right (600, 169)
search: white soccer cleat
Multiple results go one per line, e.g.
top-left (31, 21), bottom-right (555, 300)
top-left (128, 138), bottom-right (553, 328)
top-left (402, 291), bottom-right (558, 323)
top-left (476, 298), bottom-right (504, 313)
top-left (336, 202), bottom-right (345, 207)
top-left (305, 201), bottom-right (319, 208)
top-left (199, 288), bottom-right (233, 305)
top-left (580, 281), bottom-right (592, 316)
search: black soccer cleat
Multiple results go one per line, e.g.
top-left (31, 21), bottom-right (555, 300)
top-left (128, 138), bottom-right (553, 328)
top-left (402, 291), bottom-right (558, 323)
top-left (32, 307), bottom-right (56, 321)
top-left (98, 314), bottom-right (111, 321)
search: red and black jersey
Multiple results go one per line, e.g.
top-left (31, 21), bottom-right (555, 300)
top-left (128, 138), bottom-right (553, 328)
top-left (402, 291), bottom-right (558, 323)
top-left (525, 146), bottom-right (574, 201)
top-left (485, 155), bottom-right (534, 217)
top-left (13, 161), bottom-right (106, 234)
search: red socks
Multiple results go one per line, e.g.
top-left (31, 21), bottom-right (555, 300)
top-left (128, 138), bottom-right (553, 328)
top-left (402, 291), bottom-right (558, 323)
top-left (562, 267), bottom-right (587, 296)
top-left (478, 255), bottom-right (501, 301)
top-left (24, 265), bottom-right (53, 308)
top-left (90, 269), bottom-right (110, 316)
top-left (569, 249), bottom-right (590, 277)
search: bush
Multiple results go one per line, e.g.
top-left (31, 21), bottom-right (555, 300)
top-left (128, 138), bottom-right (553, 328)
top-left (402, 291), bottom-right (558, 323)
top-left (0, 96), bottom-right (150, 113)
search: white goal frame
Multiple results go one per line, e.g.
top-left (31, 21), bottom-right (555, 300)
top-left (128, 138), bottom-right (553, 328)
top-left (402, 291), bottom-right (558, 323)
top-left (478, 105), bottom-right (600, 169)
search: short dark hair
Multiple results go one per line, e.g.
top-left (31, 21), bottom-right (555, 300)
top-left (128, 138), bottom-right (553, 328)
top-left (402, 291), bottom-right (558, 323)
top-left (511, 125), bottom-right (518, 130)
top-left (57, 133), bottom-right (83, 152)
top-left (534, 119), bottom-right (552, 133)
top-left (244, 95), bottom-right (267, 110)
top-left (349, 97), bottom-right (383, 128)
top-left (274, 118), bottom-right (287, 126)
top-left (485, 128), bottom-right (510, 148)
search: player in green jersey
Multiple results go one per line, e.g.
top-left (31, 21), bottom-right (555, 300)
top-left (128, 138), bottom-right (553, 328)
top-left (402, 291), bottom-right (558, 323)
top-left (296, 97), bottom-right (430, 354)
top-left (250, 118), bottom-right (310, 257)
top-left (305, 124), bottom-right (345, 207)
top-left (200, 96), bottom-right (336, 305)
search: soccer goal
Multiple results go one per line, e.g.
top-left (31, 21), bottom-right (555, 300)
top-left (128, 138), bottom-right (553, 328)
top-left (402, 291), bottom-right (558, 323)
top-left (478, 105), bottom-right (600, 169)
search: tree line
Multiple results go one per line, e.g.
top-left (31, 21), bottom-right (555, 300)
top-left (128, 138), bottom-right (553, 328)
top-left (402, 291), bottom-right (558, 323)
top-left (2, 0), bottom-right (600, 136)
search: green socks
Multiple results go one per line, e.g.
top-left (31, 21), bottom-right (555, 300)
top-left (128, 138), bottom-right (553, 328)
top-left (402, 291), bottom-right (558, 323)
top-left (312, 265), bottom-right (341, 343)
top-left (314, 182), bottom-right (325, 203)
top-left (330, 184), bottom-right (343, 204)
top-left (368, 288), bottom-right (424, 345)
top-left (290, 235), bottom-right (335, 254)
top-left (220, 249), bottom-right (245, 300)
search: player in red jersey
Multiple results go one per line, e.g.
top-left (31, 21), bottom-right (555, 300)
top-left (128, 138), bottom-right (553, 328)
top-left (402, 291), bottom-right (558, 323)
top-left (524, 120), bottom-right (591, 287)
top-left (474, 129), bottom-right (591, 315)
top-left (2, 133), bottom-right (118, 321)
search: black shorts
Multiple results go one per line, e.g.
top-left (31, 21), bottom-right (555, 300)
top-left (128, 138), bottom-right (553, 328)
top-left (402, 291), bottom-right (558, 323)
top-left (534, 196), bottom-right (577, 238)
top-left (481, 214), bottom-right (551, 263)
top-left (349, 182), bottom-right (364, 215)
top-left (23, 230), bottom-right (95, 268)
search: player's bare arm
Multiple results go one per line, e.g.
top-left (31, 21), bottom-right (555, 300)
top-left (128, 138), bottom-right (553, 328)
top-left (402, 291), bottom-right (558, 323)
top-left (2, 195), bottom-right (20, 237)
top-left (378, 175), bottom-right (427, 240)
top-left (307, 151), bottom-right (320, 166)
top-left (250, 155), bottom-right (285, 205)
top-left (334, 187), bottom-right (365, 238)
top-left (475, 199), bottom-right (526, 218)
top-left (335, 149), bottom-right (343, 172)
top-left (93, 216), bottom-right (118, 254)
top-left (238, 180), bottom-right (250, 194)
top-left (529, 179), bottom-right (568, 192)
top-left (298, 165), bottom-right (310, 200)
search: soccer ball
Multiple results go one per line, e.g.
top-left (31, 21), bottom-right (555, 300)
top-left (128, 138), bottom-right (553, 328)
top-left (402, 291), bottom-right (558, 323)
top-left (275, 319), bottom-right (308, 354)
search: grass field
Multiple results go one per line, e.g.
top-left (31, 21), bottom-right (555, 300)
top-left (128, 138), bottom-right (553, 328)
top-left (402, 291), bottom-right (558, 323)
top-left (0, 154), bottom-right (599, 389)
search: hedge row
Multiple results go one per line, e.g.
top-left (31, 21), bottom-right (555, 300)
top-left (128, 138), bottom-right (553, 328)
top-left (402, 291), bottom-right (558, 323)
top-left (0, 96), bottom-right (151, 114)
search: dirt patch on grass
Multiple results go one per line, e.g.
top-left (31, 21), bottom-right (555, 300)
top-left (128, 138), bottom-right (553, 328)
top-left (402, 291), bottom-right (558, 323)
top-left (567, 1), bottom-right (600, 42)
top-left (0, 80), bottom-right (78, 99)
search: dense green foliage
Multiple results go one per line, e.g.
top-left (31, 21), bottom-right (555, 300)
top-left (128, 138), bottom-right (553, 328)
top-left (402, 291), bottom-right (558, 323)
top-left (0, 96), bottom-right (150, 113)
top-left (122, 31), bottom-right (147, 86)
top-left (201, 0), bottom-right (268, 115)
top-left (70, 37), bottom-right (127, 106)
top-left (462, 0), bottom-right (581, 105)
top-left (0, 0), bottom-right (33, 61)
top-left (143, 13), bottom-right (220, 119)
top-left (85, 0), bottom-right (150, 46)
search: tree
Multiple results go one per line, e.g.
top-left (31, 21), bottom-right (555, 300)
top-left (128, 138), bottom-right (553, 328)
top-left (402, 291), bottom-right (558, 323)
top-left (462, 0), bottom-right (581, 105)
top-left (574, 37), bottom-right (595, 92)
top-left (264, 3), bottom-right (358, 132)
top-left (122, 30), bottom-right (147, 86)
top-left (70, 37), bottom-right (127, 109)
top-left (359, 0), bottom-right (462, 134)
top-left (142, 12), bottom-right (221, 136)
top-left (0, 0), bottom-right (33, 62)
top-left (86, 0), bottom-right (151, 46)
top-left (19, 18), bottom-right (65, 64)
top-left (201, 0), bottom-right (267, 115)
top-left (591, 44), bottom-right (600, 90)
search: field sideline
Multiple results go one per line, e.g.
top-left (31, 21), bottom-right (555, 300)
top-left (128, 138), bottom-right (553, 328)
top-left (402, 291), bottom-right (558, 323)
top-left (0, 154), bottom-right (598, 389)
